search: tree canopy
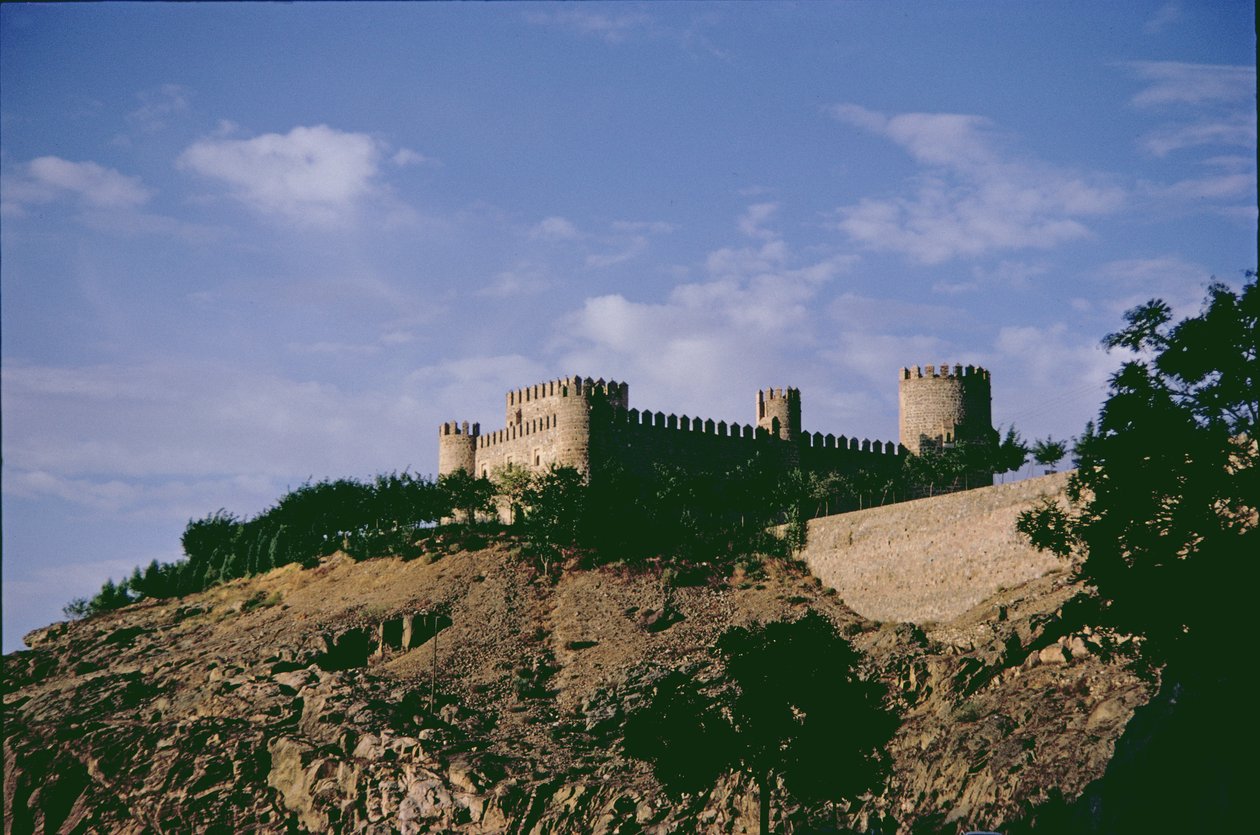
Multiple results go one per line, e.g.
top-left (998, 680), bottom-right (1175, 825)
top-left (624, 612), bottom-right (899, 835)
top-left (1019, 275), bottom-right (1257, 661)
top-left (1014, 274), bottom-right (1255, 832)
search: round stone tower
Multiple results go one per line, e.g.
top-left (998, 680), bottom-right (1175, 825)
top-left (898, 364), bottom-right (993, 455)
top-left (437, 421), bottom-right (479, 475)
top-left (549, 375), bottom-right (595, 473)
top-left (756, 387), bottom-right (802, 441)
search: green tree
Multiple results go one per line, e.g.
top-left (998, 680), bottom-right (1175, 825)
top-left (437, 469), bottom-right (494, 523)
top-left (1019, 277), bottom-right (1257, 657)
top-left (491, 462), bottom-right (535, 525)
top-left (624, 612), bottom-right (899, 835)
top-left (1031, 436), bottom-right (1068, 475)
top-left (181, 509), bottom-right (242, 577)
top-left (993, 425), bottom-right (1030, 482)
top-left (769, 468), bottom-right (820, 551)
top-left (519, 465), bottom-right (587, 574)
top-left (1016, 276), bottom-right (1255, 830)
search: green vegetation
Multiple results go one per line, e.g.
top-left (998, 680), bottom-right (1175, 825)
top-left (623, 612), bottom-right (899, 835)
top-left (63, 471), bottom-right (468, 618)
top-left (1017, 275), bottom-right (1257, 661)
top-left (1031, 436), bottom-right (1069, 475)
top-left (1015, 274), bottom-right (1255, 831)
top-left (67, 409), bottom-right (1030, 619)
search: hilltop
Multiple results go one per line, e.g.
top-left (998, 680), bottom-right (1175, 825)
top-left (3, 474), bottom-right (1156, 833)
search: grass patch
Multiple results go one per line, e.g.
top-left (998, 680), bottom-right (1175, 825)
top-left (952, 700), bottom-right (984, 723)
top-left (240, 590), bottom-right (282, 613)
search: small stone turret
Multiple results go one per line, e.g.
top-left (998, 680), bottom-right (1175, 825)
top-left (757, 387), bottom-right (801, 441)
top-left (898, 364), bottom-right (993, 455)
top-left (437, 421), bottom-right (479, 476)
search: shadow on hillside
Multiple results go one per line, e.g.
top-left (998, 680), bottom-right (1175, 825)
top-left (1003, 662), bottom-right (1244, 833)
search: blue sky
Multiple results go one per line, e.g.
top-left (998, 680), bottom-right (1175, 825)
top-left (2, 2), bottom-right (1255, 650)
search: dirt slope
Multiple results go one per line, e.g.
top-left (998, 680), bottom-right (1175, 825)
top-left (4, 529), bottom-right (1152, 833)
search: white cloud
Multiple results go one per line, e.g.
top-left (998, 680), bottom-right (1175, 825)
top-left (126, 83), bottom-right (190, 133)
top-left (611, 220), bottom-right (675, 235)
top-left (528, 7), bottom-right (655, 44)
top-left (529, 215), bottom-right (581, 241)
top-left (1123, 61), bottom-right (1255, 107)
top-left (990, 323), bottom-right (1116, 439)
top-left (2, 156), bottom-right (152, 214)
top-left (586, 238), bottom-right (649, 269)
top-left (1140, 113), bottom-right (1256, 157)
top-left (583, 218), bottom-right (674, 268)
top-left (178, 125), bottom-right (397, 225)
top-left (555, 224), bottom-right (856, 421)
top-left (525, 5), bottom-right (725, 57)
top-left (391, 148), bottom-right (432, 167)
top-left (479, 264), bottom-right (551, 298)
top-left (1149, 171), bottom-right (1256, 201)
top-left (1143, 2), bottom-right (1181, 35)
top-left (737, 202), bottom-right (780, 240)
top-left (828, 104), bottom-right (1123, 264)
top-left (1091, 255), bottom-right (1218, 319)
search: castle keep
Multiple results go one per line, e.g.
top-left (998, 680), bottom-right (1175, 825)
top-left (439, 365), bottom-right (993, 487)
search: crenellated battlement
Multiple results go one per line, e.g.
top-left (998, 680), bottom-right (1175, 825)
top-left (899, 361), bottom-right (994, 458)
top-left (505, 375), bottom-right (628, 407)
top-left (611, 407), bottom-right (765, 440)
top-left (901, 364), bottom-right (989, 380)
top-left (801, 432), bottom-right (902, 456)
top-left (476, 414), bottom-right (559, 449)
top-left (756, 384), bottom-right (802, 441)
top-left (438, 366), bottom-right (990, 493)
top-left (505, 375), bottom-right (629, 427)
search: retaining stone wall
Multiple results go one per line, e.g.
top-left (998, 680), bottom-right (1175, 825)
top-left (799, 472), bottom-right (1071, 625)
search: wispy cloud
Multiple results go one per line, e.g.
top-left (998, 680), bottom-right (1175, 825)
top-left (1143, 2), bottom-right (1181, 35)
top-left (737, 202), bottom-right (780, 240)
top-left (178, 124), bottom-right (411, 226)
top-left (478, 264), bottom-right (552, 298)
top-left (1120, 60), bottom-right (1257, 219)
top-left (525, 5), bottom-right (725, 57)
top-left (584, 218), bottom-right (673, 269)
top-left (390, 148), bottom-right (433, 167)
top-left (827, 104), bottom-right (1123, 264)
top-left (529, 215), bottom-right (582, 241)
top-left (126, 83), bottom-right (191, 133)
top-left (555, 209), bottom-right (856, 420)
top-left (1, 156), bottom-right (152, 215)
top-left (1140, 112), bottom-right (1256, 157)
top-left (1091, 255), bottom-right (1216, 318)
top-left (530, 6), bottom-right (655, 44)
top-left (1123, 61), bottom-right (1254, 108)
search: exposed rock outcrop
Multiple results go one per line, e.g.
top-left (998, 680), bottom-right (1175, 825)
top-left (4, 527), bottom-right (1152, 833)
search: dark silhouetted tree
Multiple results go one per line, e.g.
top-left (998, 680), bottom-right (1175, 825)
top-left (624, 612), bottom-right (899, 835)
top-left (1016, 275), bottom-right (1255, 831)
top-left (519, 465), bottom-right (587, 574)
top-left (437, 470), bottom-right (494, 523)
top-left (1031, 437), bottom-right (1068, 475)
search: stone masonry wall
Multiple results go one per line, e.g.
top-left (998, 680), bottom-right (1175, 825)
top-left (799, 472), bottom-right (1071, 625)
top-left (591, 405), bottom-right (903, 480)
top-left (442, 369), bottom-right (991, 490)
top-left (898, 364), bottom-right (992, 455)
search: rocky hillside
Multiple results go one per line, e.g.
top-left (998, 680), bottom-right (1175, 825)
top-left (4, 491), bottom-right (1154, 833)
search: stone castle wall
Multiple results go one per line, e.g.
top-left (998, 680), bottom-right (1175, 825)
top-left (440, 365), bottom-right (989, 488)
top-left (439, 375), bottom-right (910, 485)
top-left (798, 472), bottom-right (1072, 624)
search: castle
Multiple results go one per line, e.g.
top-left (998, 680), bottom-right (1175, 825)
top-left (438, 364), bottom-right (994, 489)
